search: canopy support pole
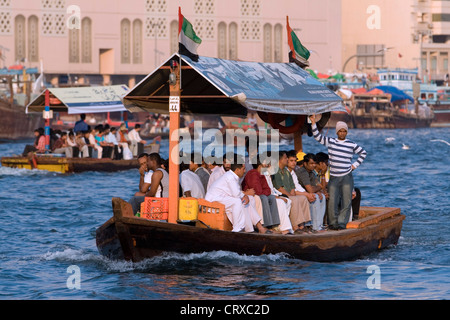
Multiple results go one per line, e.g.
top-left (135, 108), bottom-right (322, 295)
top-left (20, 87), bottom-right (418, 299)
top-left (168, 61), bottom-right (181, 224)
top-left (44, 89), bottom-right (50, 152)
top-left (294, 130), bottom-right (303, 152)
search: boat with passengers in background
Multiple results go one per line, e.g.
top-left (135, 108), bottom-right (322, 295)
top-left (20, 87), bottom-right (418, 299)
top-left (0, 84), bottom-right (160, 173)
top-left (95, 53), bottom-right (405, 262)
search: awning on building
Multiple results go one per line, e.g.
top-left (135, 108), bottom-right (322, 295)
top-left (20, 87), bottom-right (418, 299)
top-left (122, 53), bottom-right (344, 117)
top-left (26, 85), bottom-right (129, 114)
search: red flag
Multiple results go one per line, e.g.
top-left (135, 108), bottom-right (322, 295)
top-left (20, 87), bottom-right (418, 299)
top-left (398, 53), bottom-right (403, 58)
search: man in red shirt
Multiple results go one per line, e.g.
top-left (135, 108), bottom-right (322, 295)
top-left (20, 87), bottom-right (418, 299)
top-left (242, 158), bottom-right (280, 229)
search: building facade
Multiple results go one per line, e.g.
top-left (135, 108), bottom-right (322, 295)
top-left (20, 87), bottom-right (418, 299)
top-left (341, 0), bottom-right (450, 84)
top-left (0, 0), bottom-right (342, 87)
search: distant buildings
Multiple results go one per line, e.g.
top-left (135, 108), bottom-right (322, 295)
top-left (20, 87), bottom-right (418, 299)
top-left (342, 0), bottom-right (450, 84)
top-left (2, 0), bottom-right (450, 87)
top-left (0, 0), bottom-right (341, 87)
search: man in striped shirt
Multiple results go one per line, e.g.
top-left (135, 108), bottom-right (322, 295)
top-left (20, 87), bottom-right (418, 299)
top-left (310, 115), bottom-right (367, 230)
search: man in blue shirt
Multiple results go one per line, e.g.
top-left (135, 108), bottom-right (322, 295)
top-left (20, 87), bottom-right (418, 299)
top-left (73, 114), bottom-right (88, 133)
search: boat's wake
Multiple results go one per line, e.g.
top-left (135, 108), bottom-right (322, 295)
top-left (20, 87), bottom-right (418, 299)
top-left (40, 248), bottom-right (292, 273)
top-left (0, 166), bottom-right (53, 176)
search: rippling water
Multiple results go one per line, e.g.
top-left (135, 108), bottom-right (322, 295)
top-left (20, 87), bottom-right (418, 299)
top-left (0, 127), bottom-right (449, 300)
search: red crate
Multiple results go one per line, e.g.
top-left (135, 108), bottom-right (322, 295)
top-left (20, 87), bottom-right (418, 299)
top-left (140, 197), bottom-right (169, 221)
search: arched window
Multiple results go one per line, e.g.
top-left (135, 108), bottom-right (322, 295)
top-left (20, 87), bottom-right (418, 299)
top-left (274, 23), bottom-right (283, 62)
top-left (121, 18), bottom-right (131, 64)
top-left (170, 20), bottom-right (178, 54)
top-left (133, 19), bottom-right (142, 64)
top-left (81, 17), bottom-right (92, 63)
top-left (28, 15), bottom-right (39, 62)
top-left (263, 23), bottom-right (272, 62)
top-left (15, 15), bottom-right (26, 62)
top-left (68, 27), bottom-right (79, 63)
top-left (229, 22), bottom-right (238, 60)
top-left (218, 22), bottom-right (227, 59)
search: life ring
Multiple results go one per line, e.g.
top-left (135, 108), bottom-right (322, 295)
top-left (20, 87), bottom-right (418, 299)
top-left (267, 113), bottom-right (305, 134)
top-left (257, 111), bottom-right (330, 134)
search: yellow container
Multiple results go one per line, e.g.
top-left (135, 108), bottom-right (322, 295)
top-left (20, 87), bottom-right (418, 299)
top-left (178, 197), bottom-right (199, 221)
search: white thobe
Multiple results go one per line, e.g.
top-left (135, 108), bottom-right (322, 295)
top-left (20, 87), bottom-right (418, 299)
top-left (128, 129), bottom-right (143, 156)
top-left (180, 169), bottom-right (205, 199)
top-left (263, 171), bottom-right (293, 234)
top-left (205, 170), bottom-right (261, 232)
top-left (207, 165), bottom-right (225, 191)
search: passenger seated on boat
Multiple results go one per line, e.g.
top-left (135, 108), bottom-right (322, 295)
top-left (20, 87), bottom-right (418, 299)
top-left (116, 124), bottom-right (131, 158)
top-left (66, 130), bottom-right (79, 157)
top-left (22, 128), bottom-right (46, 156)
top-left (272, 151), bottom-right (312, 234)
top-left (205, 157), bottom-right (270, 234)
top-left (128, 124), bottom-right (147, 157)
top-left (188, 153), bottom-right (209, 192)
top-left (242, 157), bottom-right (281, 231)
top-left (128, 153), bottom-right (163, 214)
top-left (314, 152), bottom-right (330, 198)
top-left (51, 131), bottom-right (73, 158)
top-left (87, 128), bottom-right (102, 159)
top-left (127, 152), bottom-right (169, 215)
top-left (94, 125), bottom-right (114, 158)
top-left (179, 156), bottom-right (205, 198)
top-left (206, 154), bottom-right (231, 191)
top-left (161, 158), bottom-right (169, 172)
top-left (146, 153), bottom-right (169, 197)
top-left (105, 126), bottom-right (121, 160)
top-left (75, 131), bottom-right (89, 158)
top-left (260, 155), bottom-right (294, 234)
top-left (287, 151), bottom-right (326, 232)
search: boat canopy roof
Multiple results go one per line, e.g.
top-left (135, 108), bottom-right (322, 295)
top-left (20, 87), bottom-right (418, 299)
top-left (26, 85), bottom-right (129, 114)
top-left (122, 53), bottom-right (344, 117)
top-left (370, 86), bottom-right (414, 103)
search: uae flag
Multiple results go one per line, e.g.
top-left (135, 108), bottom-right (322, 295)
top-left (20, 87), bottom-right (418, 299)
top-left (286, 16), bottom-right (310, 68)
top-left (178, 7), bottom-right (202, 62)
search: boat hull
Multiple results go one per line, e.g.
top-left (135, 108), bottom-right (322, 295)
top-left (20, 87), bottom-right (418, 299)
top-left (1, 156), bottom-right (138, 174)
top-left (0, 101), bottom-right (44, 140)
top-left (430, 103), bottom-right (450, 126)
top-left (96, 198), bottom-right (405, 263)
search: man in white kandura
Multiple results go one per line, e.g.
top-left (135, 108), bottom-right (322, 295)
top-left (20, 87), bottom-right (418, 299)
top-left (205, 159), bottom-right (270, 234)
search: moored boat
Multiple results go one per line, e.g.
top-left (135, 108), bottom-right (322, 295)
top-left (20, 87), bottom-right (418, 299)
top-left (96, 198), bottom-right (405, 262)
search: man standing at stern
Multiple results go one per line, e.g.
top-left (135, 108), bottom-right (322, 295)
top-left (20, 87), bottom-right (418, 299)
top-left (309, 115), bottom-right (367, 230)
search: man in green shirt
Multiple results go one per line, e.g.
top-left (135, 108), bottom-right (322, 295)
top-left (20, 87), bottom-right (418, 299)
top-left (272, 151), bottom-right (311, 233)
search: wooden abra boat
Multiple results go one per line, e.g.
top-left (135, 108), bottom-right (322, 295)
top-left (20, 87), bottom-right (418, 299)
top-left (95, 53), bottom-right (405, 263)
top-left (96, 198), bottom-right (405, 262)
top-left (1, 156), bottom-right (138, 174)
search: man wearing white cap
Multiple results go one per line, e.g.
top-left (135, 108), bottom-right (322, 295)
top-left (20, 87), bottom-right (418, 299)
top-left (309, 116), bottom-right (367, 230)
